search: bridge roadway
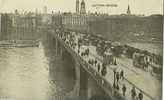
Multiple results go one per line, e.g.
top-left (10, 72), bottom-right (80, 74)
top-left (49, 29), bottom-right (161, 100)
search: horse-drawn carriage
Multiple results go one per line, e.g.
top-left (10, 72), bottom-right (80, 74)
top-left (149, 55), bottom-right (162, 78)
top-left (103, 49), bottom-right (115, 65)
top-left (132, 52), bottom-right (149, 69)
top-left (150, 63), bottom-right (162, 77)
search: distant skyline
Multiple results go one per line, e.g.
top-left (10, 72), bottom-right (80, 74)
top-left (0, 0), bottom-right (163, 15)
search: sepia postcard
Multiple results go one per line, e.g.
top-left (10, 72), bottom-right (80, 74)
top-left (0, 0), bottom-right (163, 100)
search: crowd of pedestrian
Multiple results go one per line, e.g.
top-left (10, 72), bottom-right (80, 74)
top-left (131, 87), bottom-right (143, 100)
top-left (112, 68), bottom-right (144, 100)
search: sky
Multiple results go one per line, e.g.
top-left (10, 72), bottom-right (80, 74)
top-left (0, 0), bottom-right (163, 15)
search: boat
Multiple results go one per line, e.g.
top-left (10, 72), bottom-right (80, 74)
top-left (0, 40), bottom-right (39, 48)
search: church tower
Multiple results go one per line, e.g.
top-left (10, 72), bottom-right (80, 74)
top-left (76, 0), bottom-right (79, 13)
top-left (127, 5), bottom-right (131, 15)
top-left (80, 0), bottom-right (86, 14)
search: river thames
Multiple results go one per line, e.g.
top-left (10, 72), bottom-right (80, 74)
top-left (0, 40), bottom-right (75, 100)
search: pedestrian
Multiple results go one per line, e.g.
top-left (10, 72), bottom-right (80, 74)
top-left (102, 63), bottom-right (106, 68)
top-left (101, 68), bottom-right (104, 76)
top-left (78, 49), bottom-right (80, 54)
top-left (116, 83), bottom-right (119, 90)
top-left (88, 59), bottom-right (91, 64)
top-left (81, 52), bottom-right (84, 56)
top-left (97, 63), bottom-right (100, 72)
top-left (122, 84), bottom-right (126, 96)
top-left (113, 81), bottom-right (116, 89)
top-left (114, 59), bottom-right (117, 65)
top-left (86, 48), bottom-right (89, 56)
top-left (112, 82), bottom-right (117, 95)
top-left (120, 70), bottom-right (124, 80)
top-left (101, 66), bottom-right (107, 76)
top-left (138, 91), bottom-right (143, 100)
top-left (116, 72), bottom-right (119, 83)
top-left (113, 68), bottom-right (116, 77)
top-left (131, 86), bottom-right (136, 100)
top-left (95, 60), bottom-right (97, 66)
top-left (78, 43), bottom-right (80, 49)
top-left (91, 59), bottom-right (94, 65)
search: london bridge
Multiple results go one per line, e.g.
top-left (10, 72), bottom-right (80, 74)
top-left (0, 0), bottom-right (163, 100)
